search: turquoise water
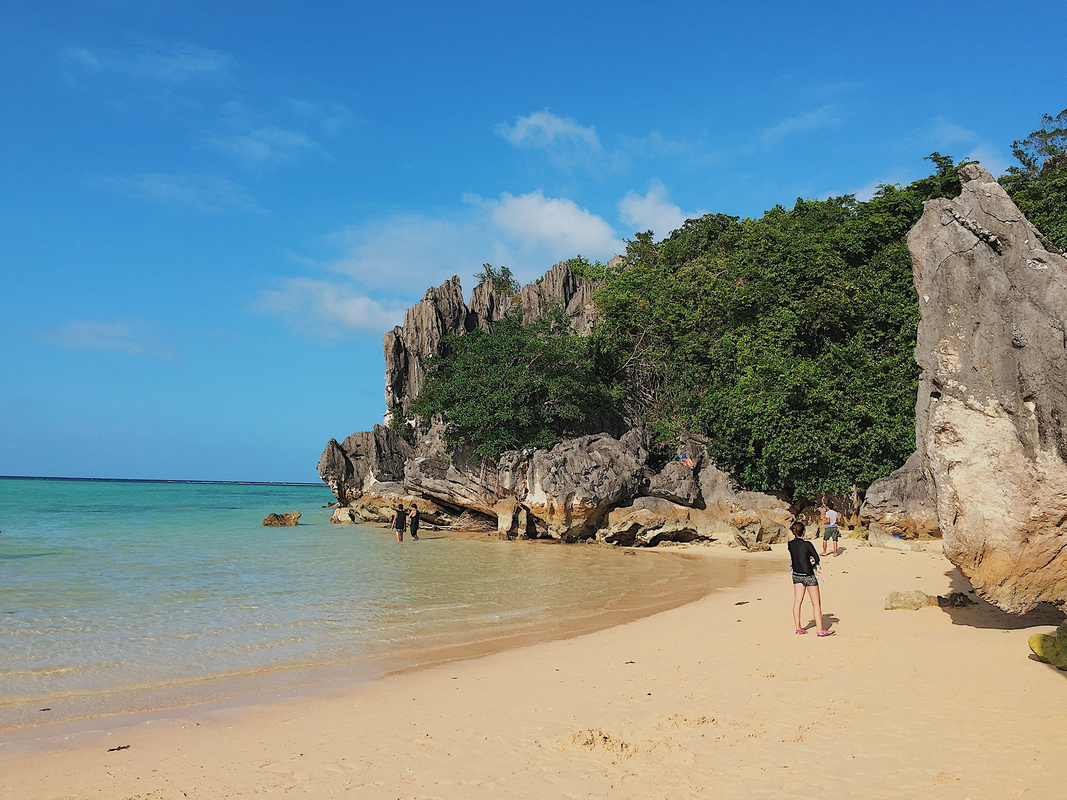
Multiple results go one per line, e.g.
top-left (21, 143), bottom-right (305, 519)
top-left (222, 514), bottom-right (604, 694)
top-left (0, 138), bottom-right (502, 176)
top-left (0, 478), bottom-right (715, 729)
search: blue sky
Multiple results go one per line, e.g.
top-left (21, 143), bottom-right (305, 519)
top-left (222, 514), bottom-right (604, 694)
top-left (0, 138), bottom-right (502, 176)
top-left (2, 1), bottom-right (1065, 482)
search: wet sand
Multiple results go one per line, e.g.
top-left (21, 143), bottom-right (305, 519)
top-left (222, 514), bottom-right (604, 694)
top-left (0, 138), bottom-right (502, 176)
top-left (3, 543), bottom-right (1066, 799)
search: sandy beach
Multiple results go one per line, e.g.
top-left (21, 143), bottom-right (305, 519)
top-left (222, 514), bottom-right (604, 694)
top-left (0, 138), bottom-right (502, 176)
top-left (3, 541), bottom-right (1066, 800)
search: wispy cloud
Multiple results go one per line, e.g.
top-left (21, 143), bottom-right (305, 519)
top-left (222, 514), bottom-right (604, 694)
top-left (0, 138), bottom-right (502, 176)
top-left (64, 42), bottom-right (232, 82)
top-left (257, 189), bottom-right (628, 340)
top-left (252, 279), bottom-right (405, 338)
top-left (761, 103), bottom-right (842, 145)
top-left (40, 321), bottom-right (182, 360)
top-left (497, 110), bottom-right (717, 175)
top-left (106, 173), bottom-right (265, 213)
top-left (618, 180), bottom-right (705, 241)
top-left (495, 110), bottom-right (601, 151)
top-left (287, 99), bottom-right (357, 136)
top-left (207, 126), bottom-right (320, 166)
top-left (929, 116), bottom-right (979, 147)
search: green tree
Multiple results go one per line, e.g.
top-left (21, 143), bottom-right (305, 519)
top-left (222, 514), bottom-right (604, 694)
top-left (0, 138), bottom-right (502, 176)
top-left (1001, 108), bottom-right (1067, 250)
top-left (412, 312), bottom-right (620, 457)
top-left (590, 157), bottom-right (968, 496)
top-left (474, 264), bottom-right (520, 295)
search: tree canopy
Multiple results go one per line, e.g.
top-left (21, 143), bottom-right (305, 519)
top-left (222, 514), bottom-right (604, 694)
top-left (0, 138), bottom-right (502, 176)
top-left (411, 310), bottom-right (619, 458)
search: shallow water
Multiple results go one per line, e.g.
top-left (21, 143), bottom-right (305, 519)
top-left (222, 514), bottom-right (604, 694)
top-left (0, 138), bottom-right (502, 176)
top-left (0, 478), bottom-right (732, 730)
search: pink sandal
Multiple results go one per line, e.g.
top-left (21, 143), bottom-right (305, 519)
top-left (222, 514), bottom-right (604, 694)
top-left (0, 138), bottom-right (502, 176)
top-left (817, 629), bottom-right (835, 637)
top-left (795, 628), bottom-right (807, 634)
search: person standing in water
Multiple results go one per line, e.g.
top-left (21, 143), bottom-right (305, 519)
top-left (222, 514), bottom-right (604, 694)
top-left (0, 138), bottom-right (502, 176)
top-left (821, 502), bottom-right (840, 557)
top-left (789, 520), bottom-right (834, 636)
top-left (408, 504), bottom-right (420, 540)
top-left (391, 504), bottom-right (407, 542)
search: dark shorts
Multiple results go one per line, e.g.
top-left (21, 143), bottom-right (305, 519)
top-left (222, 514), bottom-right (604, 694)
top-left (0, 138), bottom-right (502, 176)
top-left (823, 526), bottom-right (839, 541)
top-left (792, 572), bottom-right (818, 587)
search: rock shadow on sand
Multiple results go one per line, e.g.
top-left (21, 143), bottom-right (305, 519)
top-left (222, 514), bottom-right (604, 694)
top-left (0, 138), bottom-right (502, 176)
top-left (940, 569), bottom-right (1065, 631)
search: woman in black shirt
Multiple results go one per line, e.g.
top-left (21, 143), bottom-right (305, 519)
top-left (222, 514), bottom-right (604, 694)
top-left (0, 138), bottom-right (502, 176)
top-left (788, 520), bottom-right (834, 636)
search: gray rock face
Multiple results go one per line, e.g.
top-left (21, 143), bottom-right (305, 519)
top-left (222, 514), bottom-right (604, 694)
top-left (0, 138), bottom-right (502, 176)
top-left (317, 425), bottom-right (414, 505)
top-left (861, 451), bottom-right (940, 539)
top-left (648, 460), bottom-right (702, 506)
top-left (906, 164), bottom-right (1067, 612)
top-left (519, 260), bottom-right (608, 335)
top-left (522, 430), bottom-right (649, 542)
top-left (384, 277), bottom-right (468, 416)
top-left (599, 496), bottom-right (707, 547)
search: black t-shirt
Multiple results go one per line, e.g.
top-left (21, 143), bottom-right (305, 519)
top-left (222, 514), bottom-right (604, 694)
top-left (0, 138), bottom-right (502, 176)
top-left (788, 538), bottom-right (819, 575)
top-left (409, 509), bottom-right (420, 529)
top-left (394, 511), bottom-right (407, 532)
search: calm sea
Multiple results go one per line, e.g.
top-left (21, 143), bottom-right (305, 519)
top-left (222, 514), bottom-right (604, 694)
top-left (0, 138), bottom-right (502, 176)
top-left (0, 478), bottom-right (731, 730)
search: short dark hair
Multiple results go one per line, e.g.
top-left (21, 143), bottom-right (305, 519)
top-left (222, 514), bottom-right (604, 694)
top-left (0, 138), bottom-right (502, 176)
top-left (790, 521), bottom-right (805, 537)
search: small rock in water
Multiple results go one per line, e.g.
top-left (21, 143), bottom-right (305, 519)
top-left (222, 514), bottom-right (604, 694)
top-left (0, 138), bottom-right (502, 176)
top-left (263, 510), bottom-right (301, 527)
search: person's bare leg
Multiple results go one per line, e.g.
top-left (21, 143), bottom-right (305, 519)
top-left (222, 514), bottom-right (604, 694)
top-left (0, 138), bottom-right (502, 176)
top-left (821, 536), bottom-right (827, 556)
top-left (793, 582), bottom-right (806, 630)
top-left (807, 585), bottom-right (825, 632)
top-left (833, 537), bottom-right (839, 556)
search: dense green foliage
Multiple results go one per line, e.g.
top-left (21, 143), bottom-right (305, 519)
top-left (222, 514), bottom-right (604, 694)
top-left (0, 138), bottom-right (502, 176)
top-left (1001, 108), bottom-right (1067, 250)
top-left (414, 113), bottom-right (1067, 498)
top-left (590, 155), bottom-right (971, 496)
top-left (411, 311), bottom-right (619, 457)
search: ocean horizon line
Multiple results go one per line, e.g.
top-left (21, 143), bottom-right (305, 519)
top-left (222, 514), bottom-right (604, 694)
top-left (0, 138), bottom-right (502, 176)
top-left (0, 475), bottom-right (325, 487)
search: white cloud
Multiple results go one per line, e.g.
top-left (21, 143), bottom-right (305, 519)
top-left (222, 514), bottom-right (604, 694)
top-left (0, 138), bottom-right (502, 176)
top-left (761, 104), bottom-right (842, 145)
top-left (64, 42), bottom-right (232, 82)
top-left (486, 191), bottom-right (623, 256)
top-left (40, 321), bottom-right (181, 360)
top-left (618, 181), bottom-right (705, 240)
top-left (106, 173), bottom-right (265, 213)
top-left (252, 279), bottom-right (405, 338)
top-left (208, 126), bottom-right (319, 166)
top-left (258, 190), bottom-right (627, 340)
top-left (495, 110), bottom-right (601, 151)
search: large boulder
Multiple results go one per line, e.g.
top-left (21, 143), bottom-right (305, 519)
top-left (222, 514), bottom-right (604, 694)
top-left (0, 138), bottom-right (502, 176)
top-left (523, 430), bottom-right (649, 542)
top-left (600, 497), bottom-right (707, 547)
top-left (907, 164), bottom-right (1067, 612)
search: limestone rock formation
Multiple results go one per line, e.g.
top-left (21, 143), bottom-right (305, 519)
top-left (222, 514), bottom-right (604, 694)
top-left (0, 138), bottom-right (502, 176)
top-left (648, 460), bottom-right (702, 507)
top-left (599, 497), bottom-right (706, 547)
top-left (384, 277), bottom-right (468, 416)
top-left (263, 510), bottom-right (300, 526)
top-left (861, 452), bottom-right (940, 539)
top-left (522, 430), bottom-right (649, 542)
top-left (906, 164), bottom-right (1067, 612)
top-left (383, 264), bottom-right (602, 417)
top-left (518, 258), bottom-right (615, 335)
top-left (317, 425), bottom-right (413, 505)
